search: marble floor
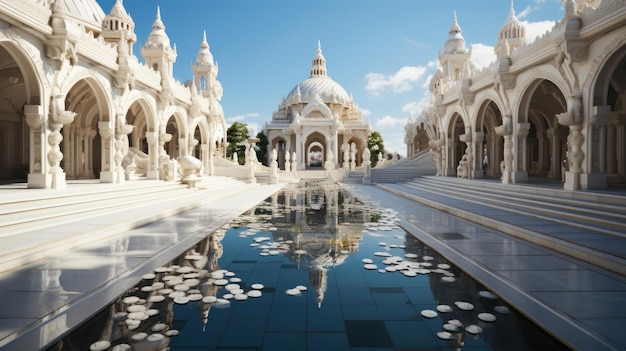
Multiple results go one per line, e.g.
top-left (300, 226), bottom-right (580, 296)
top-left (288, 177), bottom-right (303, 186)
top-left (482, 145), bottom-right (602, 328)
top-left (346, 183), bottom-right (626, 351)
top-left (0, 179), bottom-right (624, 350)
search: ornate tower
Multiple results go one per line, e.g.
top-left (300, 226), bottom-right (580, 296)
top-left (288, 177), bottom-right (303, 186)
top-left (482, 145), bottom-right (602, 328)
top-left (140, 6), bottom-right (177, 76)
top-left (495, 1), bottom-right (527, 58)
top-left (438, 12), bottom-right (472, 82)
top-left (101, 0), bottom-right (136, 54)
top-left (191, 31), bottom-right (219, 100)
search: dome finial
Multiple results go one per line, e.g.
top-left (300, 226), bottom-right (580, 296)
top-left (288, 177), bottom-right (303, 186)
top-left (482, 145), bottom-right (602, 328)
top-left (510, 0), bottom-right (515, 17)
top-left (310, 41), bottom-right (327, 77)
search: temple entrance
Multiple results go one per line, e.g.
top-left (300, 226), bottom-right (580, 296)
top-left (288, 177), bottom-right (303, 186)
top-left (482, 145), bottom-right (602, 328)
top-left (307, 142), bottom-right (324, 168)
top-left (0, 44), bottom-right (35, 182)
top-left (62, 79), bottom-right (109, 180)
top-left (476, 100), bottom-right (504, 178)
top-left (592, 45), bottom-right (626, 187)
top-left (448, 113), bottom-right (467, 176)
top-left (519, 79), bottom-right (567, 180)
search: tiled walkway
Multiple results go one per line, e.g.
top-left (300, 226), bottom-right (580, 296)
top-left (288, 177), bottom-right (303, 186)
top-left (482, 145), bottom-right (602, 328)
top-left (0, 179), bottom-right (624, 350)
top-left (0, 182), bottom-right (286, 351)
top-left (344, 183), bottom-right (626, 351)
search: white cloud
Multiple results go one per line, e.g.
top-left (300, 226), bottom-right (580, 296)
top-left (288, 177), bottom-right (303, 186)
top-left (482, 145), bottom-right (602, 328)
top-left (360, 108), bottom-right (371, 117)
top-left (365, 65), bottom-right (427, 96)
top-left (523, 20), bottom-right (557, 43)
top-left (402, 94), bottom-right (430, 117)
top-left (375, 115), bottom-right (404, 129)
top-left (226, 113), bottom-right (259, 125)
top-left (247, 122), bottom-right (261, 137)
top-left (470, 43), bottom-right (496, 70)
top-left (383, 131), bottom-right (407, 158)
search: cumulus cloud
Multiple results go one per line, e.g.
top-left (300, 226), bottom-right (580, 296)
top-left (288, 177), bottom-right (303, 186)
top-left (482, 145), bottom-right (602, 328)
top-left (470, 43), bottom-right (497, 70)
top-left (365, 65), bottom-right (427, 96)
top-left (375, 115), bottom-right (405, 129)
top-left (360, 108), bottom-right (371, 117)
top-left (402, 94), bottom-right (431, 117)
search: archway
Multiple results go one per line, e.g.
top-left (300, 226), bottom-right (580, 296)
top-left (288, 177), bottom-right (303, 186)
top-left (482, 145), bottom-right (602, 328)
top-left (0, 43), bottom-right (39, 183)
top-left (345, 137), bottom-right (363, 167)
top-left (307, 142), bottom-right (324, 168)
top-left (62, 78), bottom-right (109, 180)
top-left (476, 100), bottom-right (504, 178)
top-left (305, 131), bottom-right (326, 169)
top-left (591, 45), bottom-right (626, 187)
top-left (124, 100), bottom-right (152, 178)
top-left (447, 113), bottom-right (466, 175)
top-left (519, 79), bottom-right (567, 180)
top-left (164, 115), bottom-right (182, 159)
top-left (271, 137), bottom-right (288, 169)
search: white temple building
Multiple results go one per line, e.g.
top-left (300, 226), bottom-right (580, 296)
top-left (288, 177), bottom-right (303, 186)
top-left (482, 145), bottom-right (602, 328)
top-left (0, 0), bottom-right (227, 189)
top-left (264, 42), bottom-right (371, 171)
top-left (404, 0), bottom-right (626, 190)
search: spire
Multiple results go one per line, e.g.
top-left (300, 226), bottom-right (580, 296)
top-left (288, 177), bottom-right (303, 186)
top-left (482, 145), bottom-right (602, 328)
top-left (153, 6), bottom-right (164, 30)
top-left (310, 40), bottom-right (327, 77)
top-left (510, 0), bottom-right (515, 17)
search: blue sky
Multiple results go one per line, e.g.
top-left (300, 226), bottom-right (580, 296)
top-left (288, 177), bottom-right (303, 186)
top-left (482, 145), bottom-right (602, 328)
top-left (96, 0), bottom-right (564, 156)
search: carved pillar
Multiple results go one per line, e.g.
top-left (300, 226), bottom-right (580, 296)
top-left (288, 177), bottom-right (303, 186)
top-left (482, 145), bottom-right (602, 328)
top-left (25, 105), bottom-right (47, 188)
top-left (494, 118), bottom-right (512, 184)
top-left (472, 132), bottom-right (484, 179)
top-left (114, 122), bottom-right (134, 184)
top-left (158, 131), bottom-right (172, 181)
top-left (98, 122), bottom-right (114, 182)
top-left (564, 124), bottom-right (585, 190)
top-left (145, 131), bottom-right (159, 179)
top-left (48, 95), bottom-right (76, 189)
top-left (445, 137), bottom-right (455, 176)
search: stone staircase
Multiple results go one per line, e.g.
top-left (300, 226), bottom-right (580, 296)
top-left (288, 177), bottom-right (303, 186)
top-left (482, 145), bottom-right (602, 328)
top-left (378, 176), bottom-right (626, 275)
top-left (0, 176), bottom-right (257, 273)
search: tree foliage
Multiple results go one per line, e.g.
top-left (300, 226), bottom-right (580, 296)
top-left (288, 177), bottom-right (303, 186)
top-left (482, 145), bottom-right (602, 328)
top-left (255, 131), bottom-right (269, 166)
top-left (367, 131), bottom-right (385, 167)
top-left (226, 122), bottom-right (249, 165)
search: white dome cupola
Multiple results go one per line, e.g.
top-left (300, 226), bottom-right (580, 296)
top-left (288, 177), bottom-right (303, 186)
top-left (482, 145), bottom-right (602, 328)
top-left (443, 12), bottom-right (468, 54)
top-left (438, 12), bottom-right (473, 82)
top-left (192, 31), bottom-right (220, 99)
top-left (310, 40), bottom-right (327, 77)
top-left (196, 31), bottom-right (214, 66)
top-left (140, 6), bottom-right (177, 75)
top-left (495, 1), bottom-right (527, 58)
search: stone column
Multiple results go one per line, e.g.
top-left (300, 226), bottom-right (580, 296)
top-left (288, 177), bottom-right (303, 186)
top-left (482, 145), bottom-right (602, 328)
top-left (145, 132), bottom-right (159, 179)
top-left (114, 122), bottom-right (134, 184)
top-left (98, 122), bottom-right (114, 182)
top-left (445, 137), bottom-right (455, 176)
top-left (25, 105), bottom-right (47, 189)
top-left (48, 95), bottom-right (76, 189)
top-left (512, 123), bottom-right (530, 183)
top-left (582, 105), bottom-right (609, 189)
top-left (472, 132), bottom-right (484, 179)
top-left (564, 124), bottom-right (585, 190)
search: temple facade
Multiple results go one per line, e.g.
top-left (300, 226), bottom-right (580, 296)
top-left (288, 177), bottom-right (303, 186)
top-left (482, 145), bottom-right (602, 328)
top-left (264, 42), bottom-right (371, 171)
top-left (404, 0), bottom-right (626, 190)
top-left (0, 0), bottom-right (226, 189)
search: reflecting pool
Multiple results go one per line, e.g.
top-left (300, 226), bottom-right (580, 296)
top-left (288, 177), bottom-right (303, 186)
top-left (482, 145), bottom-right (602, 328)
top-left (49, 180), bottom-right (568, 350)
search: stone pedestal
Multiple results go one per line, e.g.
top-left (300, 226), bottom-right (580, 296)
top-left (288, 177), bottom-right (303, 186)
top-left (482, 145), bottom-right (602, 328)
top-left (27, 173), bottom-right (49, 189)
top-left (564, 171), bottom-right (580, 191)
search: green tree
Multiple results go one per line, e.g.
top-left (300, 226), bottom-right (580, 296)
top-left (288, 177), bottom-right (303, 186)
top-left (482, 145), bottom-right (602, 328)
top-left (226, 122), bottom-right (249, 165)
top-left (367, 131), bottom-right (385, 167)
top-left (255, 130), bottom-right (269, 166)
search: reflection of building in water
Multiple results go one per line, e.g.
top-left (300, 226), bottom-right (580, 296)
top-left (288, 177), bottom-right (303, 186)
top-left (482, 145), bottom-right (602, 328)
top-left (271, 180), bottom-right (364, 307)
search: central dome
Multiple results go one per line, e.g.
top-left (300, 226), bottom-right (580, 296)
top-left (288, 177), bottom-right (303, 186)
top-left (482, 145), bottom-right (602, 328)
top-left (286, 76), bottom-right (350, 104)
top-left (285, 42), bottom-right (351, 105)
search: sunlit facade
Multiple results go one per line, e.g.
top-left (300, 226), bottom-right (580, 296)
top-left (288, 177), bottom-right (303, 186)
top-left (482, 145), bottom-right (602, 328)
top-left (405, 0), bottom-right (626, 190)
top-left (264, 42), bottom-right (371, 171)
top-left (0, 0), bottom-right (226, 189)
